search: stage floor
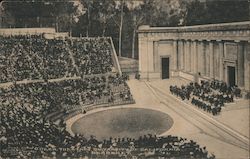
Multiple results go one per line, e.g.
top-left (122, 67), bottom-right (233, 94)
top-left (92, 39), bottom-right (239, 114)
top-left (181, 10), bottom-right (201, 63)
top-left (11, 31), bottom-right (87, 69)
top-left (71, 108), bottom-right (173, 140)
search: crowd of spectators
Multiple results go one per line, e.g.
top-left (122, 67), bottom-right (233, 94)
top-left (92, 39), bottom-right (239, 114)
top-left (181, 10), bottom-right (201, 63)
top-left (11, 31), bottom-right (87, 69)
top-left (0, 35), bottom-right (74, 82)
top-left (31, 37), bottom-right (74, 79)
top-left (1, 114), bottom-right (214, 159)
top-left (170, 79), bottom-right (241, 115)
top-left (0, 74), bottom-right (133, 115)
top-left (0, 74), bottom-right (135, 158)
top-left (0, 36), bottom-right (115, 83)
top-left (210, 80), bottom-right (241, 98)
top-left (0, 35), bottom-right (136, 158)
top-left (69, 38), bottom-right (114, 77)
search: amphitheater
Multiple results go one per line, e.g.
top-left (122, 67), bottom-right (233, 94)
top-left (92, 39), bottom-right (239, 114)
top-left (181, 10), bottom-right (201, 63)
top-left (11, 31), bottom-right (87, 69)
top-left (0, 27), bottom-right (249, 159)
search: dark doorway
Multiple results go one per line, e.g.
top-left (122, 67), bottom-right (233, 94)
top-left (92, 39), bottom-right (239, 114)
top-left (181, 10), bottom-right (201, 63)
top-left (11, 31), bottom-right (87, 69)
top-left (227, 66), bottom-right (236, 86)
top-left (162, 58), bottom-right (169, 79)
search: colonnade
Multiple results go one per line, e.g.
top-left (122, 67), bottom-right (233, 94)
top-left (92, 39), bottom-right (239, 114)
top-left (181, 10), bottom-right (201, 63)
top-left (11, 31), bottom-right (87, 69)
top-left (138, 22), bottom-right (250, 90)
top-left (177, 40), bottom-right (223, 79)
top-left (176, 39), bottom-right (247, 88)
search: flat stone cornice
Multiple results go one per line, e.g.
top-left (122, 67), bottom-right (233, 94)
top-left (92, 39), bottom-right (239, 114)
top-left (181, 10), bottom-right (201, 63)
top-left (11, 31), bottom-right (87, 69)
top-left (138, 21), bottom-right (250, 33)
top-left (138, 21), bottom-right (250, 42)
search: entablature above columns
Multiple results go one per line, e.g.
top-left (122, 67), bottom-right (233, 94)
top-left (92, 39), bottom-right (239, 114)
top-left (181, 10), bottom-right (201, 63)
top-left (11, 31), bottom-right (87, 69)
top-left (138, 30), bottom-right (250, 42)
top-left (138, 32), bottom-right (179, 41)
top-left (138, 21), bottom-right (250, 43)
top-left (178, 30), bottom-right (249, 42)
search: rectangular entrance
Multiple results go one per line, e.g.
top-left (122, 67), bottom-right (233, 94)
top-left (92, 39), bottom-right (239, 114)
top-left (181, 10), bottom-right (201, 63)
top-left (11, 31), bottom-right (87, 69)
top-left (162, 58), bottom-right (169, 79)
top-left (227, 66), bottom-right (236, 86)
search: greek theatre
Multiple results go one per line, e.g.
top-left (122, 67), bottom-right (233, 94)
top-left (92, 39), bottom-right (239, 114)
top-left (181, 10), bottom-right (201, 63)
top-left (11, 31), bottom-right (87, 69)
top-left (138, 21), bottom-right (250, 91)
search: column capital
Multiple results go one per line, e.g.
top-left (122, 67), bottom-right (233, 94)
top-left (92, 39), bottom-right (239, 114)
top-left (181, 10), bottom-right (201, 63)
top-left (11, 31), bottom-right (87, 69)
top-left (209, 41), bottom-right (214, 45)
top-left (234, 40), bottom-right (241, 43)
top-left (173, 40), bottom-right (178, 44)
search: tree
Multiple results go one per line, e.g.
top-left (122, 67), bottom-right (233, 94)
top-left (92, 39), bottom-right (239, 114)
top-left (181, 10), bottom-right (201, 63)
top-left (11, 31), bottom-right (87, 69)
top-left (183, 0), bottom-right (249, 26)
top-left (97, 0), bottom-right (116, 36)
top-left (111, 1), bottom-right (134, 57)
top-left (80, 0), bottom-right (93, 37)
top-left (182, 0), bottom-right (207, 26)
top-left (144, 0), bottom-right (186, 27)
top-left (205, 0), bottom-right (249, 23)
top-left (79, 0), bottom-right (116, 37)
top-left (1, 0), bottom-right (78, 31)
top-left (129, 5), bottom-right (145, 58)
top-left (118, 0), bottom-right (125, 57)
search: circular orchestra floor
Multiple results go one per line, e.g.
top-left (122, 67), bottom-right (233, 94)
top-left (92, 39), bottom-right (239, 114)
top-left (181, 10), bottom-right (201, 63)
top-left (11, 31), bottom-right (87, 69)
top-left (71, 108), bottom-right (174, 140)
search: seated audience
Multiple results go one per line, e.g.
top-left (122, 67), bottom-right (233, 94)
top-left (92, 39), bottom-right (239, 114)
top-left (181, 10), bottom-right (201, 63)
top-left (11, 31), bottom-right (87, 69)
top-left (0, 36), bottom-right (114, 83)
top-left (170, 79), bottom-right (241, 116)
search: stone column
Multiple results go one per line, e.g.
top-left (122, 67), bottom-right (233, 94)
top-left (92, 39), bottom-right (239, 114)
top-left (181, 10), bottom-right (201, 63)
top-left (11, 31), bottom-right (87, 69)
top-left (244, 43), bottom-right (250, 90)
top-left (185, 41), bottom-right (188, 72)
top-left (205, 42), bottom-right (209, 77)
top-left (203, 42), bottom-right (207, 76)
top-left (173, 40), bottom-right (178, 70)
top-left (147, 39), bottom-right (155, 73)
top-left (197, 41), bottom-right (202, 73)
top-left (182, 40), bottom-right (185, 71)
top-left (214, 42), bottom-right (220, 79)
top-left (184, 41), bottom-right (188, 72)
top-left (179, 40), bottom-right (184, 70)
top-left (177, 40), bottom-right (181, 70)
top-left (138, 33), bottom-right (155, 80)
top-left (218, 41), bottom-right (224, 81)
top-left (187, 41), bottom-right (191, 72)
top-left (190, 41), bottom-right (193, 73)
top-left (138, 34), bottom-right (147, 73)
top-left (209, 41), bottom-right (214, 78)
top-left (153, 41), bottom-right (159, 72)
top-left (237, 41), bottom-right (244, 87)
top-left (193, 41), bottom-right (198, 73)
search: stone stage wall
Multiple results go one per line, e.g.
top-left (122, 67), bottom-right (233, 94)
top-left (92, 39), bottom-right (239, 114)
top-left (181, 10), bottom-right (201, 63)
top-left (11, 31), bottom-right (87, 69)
top-left (138, 21), bottom-right (250, 91)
